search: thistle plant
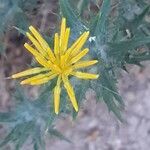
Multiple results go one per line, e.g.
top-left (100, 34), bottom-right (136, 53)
top-left (11, 18), bottom-right (99, 114)
top-left (0, 0), bottom-right (150, 149)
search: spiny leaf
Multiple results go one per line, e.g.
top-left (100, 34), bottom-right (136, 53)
top-left (0, 112), bottom-right (16, 122)
top-left (0, 122), bottom-right (27, 147)
top-left (101, 70), bottom-right (124, 106)
top-left (77, 0), bottom-right (90, 15)
top-left (15, 122), bottom-right (34, 150)
top-left (13, 26), bottom-right (26, 36)
top-left (102, 90), bottom-right (123, 122)
top-left (12, 84), bottom-right (28, 102)
top-left (48, 128), bottom-right (71, 143)
top-left (109, 36), bottom-right (150, 62)
top-left (72, 79), bottom-right (90, 119)
top-left (132, 5), bottom-right (150, 28)
top-left (135, 0), bottom-right (147, 7)
top-left (91, 67), bottom-right (124, 121)
top-left (90, 0), bottom-right (111, 44)
top-left (0, 127), bottom-right (17, 147)
top-left (125, 51), bottom-right (150, 65)
top-left (33, 143), bottom-right (39, 150)
top-left (120, 5), bottom-right (150, 37)
top-left (33, 126), bottom-right (45, 150)
top-left (59, 0), bottom-right (85, 39)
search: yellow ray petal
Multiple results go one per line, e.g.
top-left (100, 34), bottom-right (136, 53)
top-left (60, 18), bottom-right (66, 53)
top-left (36, 56), bottom-right (61, 73)
top-left (47, 60), bottom-right (61, 73)
top-left (62, 75), bottom-right (78, 112)
top-left (26, 32), bottom-right (48, 57)
top-left (28, 26), bottom-right (56, 62)
top-left (29, 26), bottom-right (49, 49)
top-left (24, 43), bottom-right (60, 72)
top-left (64, 31), bottom-right (88, 60)
top-left (11, 67), bottom-right (48, 79)
top-left (35, 53), bottom-right (61, 73)
top-left (63, 67), bottom-right (73, 76)
top-left (54, 33), bottom-right (60, 59)
top-left (25, 43), bottom-right (54, 67)
top-left (54, 76), bottom-right (61, 114)
top-left (72, 60), bottom-right (98, 69)
top-left (35, 56), bottom-right (51, 69)
top-left (70, 31), bottom-right (89, 57)
top-left (20, 71), bottom-right (53, 84)
top-left (69, 32), bottom-right (88, 51)
top-left (46, 47), bottom-right (56, 63)
top-left (24, 43), bottom-right (41, 57)
top-left (71, 71), bottom-right (99, 79)
top-left (60, 55), bottom-right (66, 68)
top-left (70, 48), bottom-right (89, 64)
top-left (62, 28), bottom-right (70, 53)
top-left (29, 73), bottom-right (57, 85)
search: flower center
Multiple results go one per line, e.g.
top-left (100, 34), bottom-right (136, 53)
top-left (53, 57), bottom-right (72, 75)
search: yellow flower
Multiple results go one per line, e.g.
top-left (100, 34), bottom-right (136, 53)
top-left (11, 18), bottom-right (99, 114)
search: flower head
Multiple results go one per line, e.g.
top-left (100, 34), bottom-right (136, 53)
top-left (12, 18), bottom-right (99, 114)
